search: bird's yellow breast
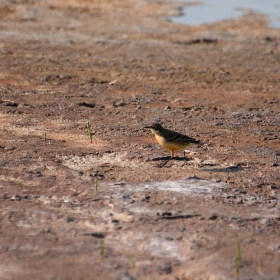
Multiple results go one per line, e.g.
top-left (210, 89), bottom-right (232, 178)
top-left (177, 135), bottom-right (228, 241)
top-left (154, 134), bottom-right (166, 146)
top-left (154, 134), bottom-right (190, 151)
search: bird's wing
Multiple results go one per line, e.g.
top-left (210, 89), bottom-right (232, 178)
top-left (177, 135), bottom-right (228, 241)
top-left (165, 129), bottom-right (199, 144)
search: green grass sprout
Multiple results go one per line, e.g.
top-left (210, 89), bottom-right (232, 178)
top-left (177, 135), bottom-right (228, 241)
top-left (95, 178), bottom-right (98, 192)
top-left (100, 239), bottom-right (104, 260)
top-left (87, 122), bottom-right (93, 143)
top-left (150, 84), bottom-right (154, 94)
top-left (235, 241), bottom-right (242, 278)
top-left (130, 254), bottom-right (136, 269)
top-left (258, 257), bottom-right (263, 273)
top-left (236, 240), bottom-right (242, 262)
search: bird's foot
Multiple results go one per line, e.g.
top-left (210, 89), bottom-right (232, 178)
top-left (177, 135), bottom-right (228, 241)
top-left (182, 156), bottom-right (192, 166)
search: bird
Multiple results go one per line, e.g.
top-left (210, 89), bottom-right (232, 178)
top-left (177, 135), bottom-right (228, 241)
top-left (144, 123), bottom-right (200, 166)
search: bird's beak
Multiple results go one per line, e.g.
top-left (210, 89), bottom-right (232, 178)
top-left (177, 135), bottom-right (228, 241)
top-left (143, 125), bottom-right (152, 129)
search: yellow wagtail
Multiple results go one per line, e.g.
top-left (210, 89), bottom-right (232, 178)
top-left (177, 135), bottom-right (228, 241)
top-left (144, 123), bottom-right (200, 165)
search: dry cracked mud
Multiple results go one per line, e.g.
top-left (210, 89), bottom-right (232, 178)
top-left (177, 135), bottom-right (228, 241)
top-left (0, 0), bottom-right (279, 279)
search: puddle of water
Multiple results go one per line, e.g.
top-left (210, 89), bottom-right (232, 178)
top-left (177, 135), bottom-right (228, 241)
top-left (171, 0), bottom-right (280, 29)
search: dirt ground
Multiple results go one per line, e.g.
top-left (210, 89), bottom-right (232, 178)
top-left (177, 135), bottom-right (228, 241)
top-left (0, 0), bottom-right (279, 279)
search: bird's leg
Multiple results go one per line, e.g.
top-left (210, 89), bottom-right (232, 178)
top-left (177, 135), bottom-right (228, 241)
top-left (183, 149), bottom-right (188, 165)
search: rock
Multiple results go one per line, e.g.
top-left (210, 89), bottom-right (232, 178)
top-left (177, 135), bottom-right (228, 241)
top-left (260, 219), bottom-right (272, 226)
top-left (158, 263), bottom-right (172, 274)
top-left (11, 194), bottom-right (21, 201)
top-left (113, 101), bottom-right (127, 107)
top-left (66, 217), bottom-right (75, 222)
top-left (78, 102), bottom-right (95, 108)
top-left (209, 214), bottom-right (218, 220)
top-left (117, 273), bottom-right (135, 280)
top-left (253, 117), bottom-right (262, 123)
top-left (3, 101), bottom-right (18, 107)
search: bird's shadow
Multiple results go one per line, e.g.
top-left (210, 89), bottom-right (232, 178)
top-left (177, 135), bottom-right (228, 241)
top-left (150, 156), bottom-right (192, 162)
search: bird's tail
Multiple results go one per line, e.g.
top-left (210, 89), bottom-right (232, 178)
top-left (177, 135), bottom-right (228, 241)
top-left (190, 139), bottom-right (201, 146)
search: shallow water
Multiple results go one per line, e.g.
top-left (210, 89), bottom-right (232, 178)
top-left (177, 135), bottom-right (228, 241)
top-left (171, 0), bottom-right (280, 28)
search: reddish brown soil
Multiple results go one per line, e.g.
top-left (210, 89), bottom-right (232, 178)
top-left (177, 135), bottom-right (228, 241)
top-left (0, 0), bottom-right (279, 279)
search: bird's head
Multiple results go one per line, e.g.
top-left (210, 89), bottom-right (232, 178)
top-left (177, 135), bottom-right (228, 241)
top-left (144, 123), bottom-right (164, 134)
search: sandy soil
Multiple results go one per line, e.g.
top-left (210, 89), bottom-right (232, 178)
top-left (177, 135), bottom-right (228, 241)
top-left (0, 0), bottom-right (279, 279)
